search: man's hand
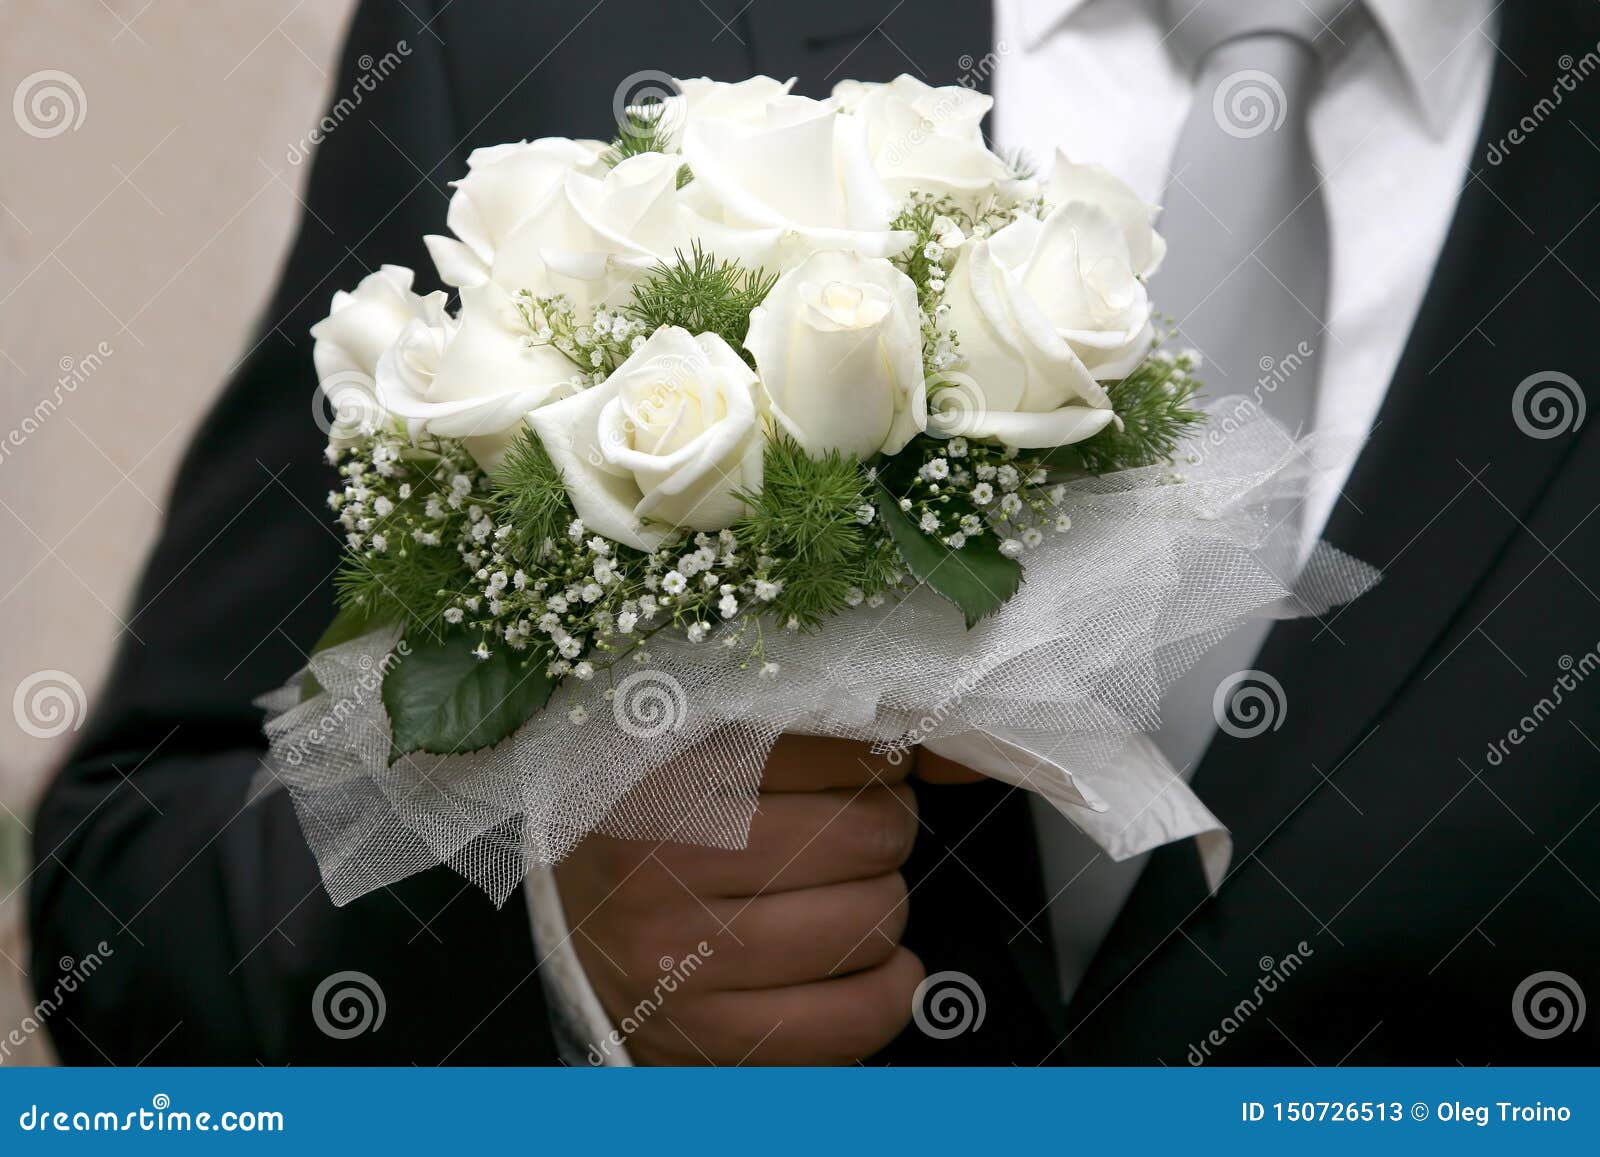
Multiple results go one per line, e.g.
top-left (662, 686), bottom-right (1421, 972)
top-left (554, 735), bottom-right (927, 1065)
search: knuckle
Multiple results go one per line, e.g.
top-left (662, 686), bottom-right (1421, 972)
top-left (850, 788), bottom-right (917, 870)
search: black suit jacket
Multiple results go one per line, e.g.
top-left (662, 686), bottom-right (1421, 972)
top-left (30, 0), bottom-right (1600, 1065)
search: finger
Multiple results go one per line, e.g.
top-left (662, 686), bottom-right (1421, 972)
top-left (758, 734), bottom-right (910, 792)
top-left (653, 784), bottom-right (918, 896)
top-left (679, 947), bottom-right (925, 1065)
top-left (699, 873), bottom-right (908, 990)
top-left (914, 748), bottom-right (988, 784)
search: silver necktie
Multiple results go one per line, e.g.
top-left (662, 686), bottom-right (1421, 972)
top-left (1030, 0), bottom-right (1349, 1003)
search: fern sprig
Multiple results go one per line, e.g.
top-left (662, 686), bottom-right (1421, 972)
top-left (627, 243), bottom-right (777, 361)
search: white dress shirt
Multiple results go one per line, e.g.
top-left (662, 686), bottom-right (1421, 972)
top-left (535, 0), bottom-right (1497, 1058)
top-left (996, 0), bottom-right (1493, 1003)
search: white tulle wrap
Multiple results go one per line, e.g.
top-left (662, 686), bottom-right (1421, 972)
top-left (256, 398), bottom-right (1378, 907)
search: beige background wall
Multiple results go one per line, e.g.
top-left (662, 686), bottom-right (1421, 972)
top-left (0, 0), bottom-right (358, 1064)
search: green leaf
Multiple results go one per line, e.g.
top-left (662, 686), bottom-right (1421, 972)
top-left (874, 480), bottom-right (1022, 628)
top-left (299, 604), bottom-right (384, 702)
top-left (382, 634), bottom-right (555, 759)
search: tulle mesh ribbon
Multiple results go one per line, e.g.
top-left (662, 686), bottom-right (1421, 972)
top-left (256, 398), bottom-right (1379, 907)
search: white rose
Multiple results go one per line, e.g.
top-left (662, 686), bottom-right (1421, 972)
top-left (682, 96), bottom-right (913, 270)
top-left (527, 327), bottom-right (762, 551)
top-left (937, 208), bottom-right (1140, 448)
top-left (744, 250), bottom-right (925, 459)
top-left (424, 138), bottom-right (607, 289)
top-left (378, 282), bottom-right (581, 472)
top-left (490, 151), bottom-right (687, 313)
top-left (1043, 148), bottom-right (1165, 280)
top-left (643, 75), bottom-right (795, 145)
top-left (311, 265), bottom-right (447, 450)
top-left (833, 75), bottom-right (1013, 199)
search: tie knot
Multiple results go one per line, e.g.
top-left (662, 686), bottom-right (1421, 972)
top-left (1162, 0), bottom-right (1358, 75)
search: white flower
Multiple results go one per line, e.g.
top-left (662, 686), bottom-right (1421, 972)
top-left (661, 570), bottom-right (688, 595)
top-left (616, 611), bottom-right (639, 633)
top-left (758, 661), bottom-right (780, 680)
top-left (935, 199), bottom-right (1149, 448)
top-left (424, 138), bottom-right (608, 288)
top-left (832, 76), bottom-right (1015, 202)
top-left (647, 75), bottom-right (796, 147)
top-left (573, 661), bottom-right (595, 681)
top-left (567, 705), bottom-right (589, 725)
top-left (754, 579), bottom-right (781, 601)
top-left (744, 250), bottom-right (926, 459)
top-left (378, 281), bottom-right (579, 473)
top-left (686, 621), bottom-right (709, 643)
top-left (489, 152), bottom-right (688, 314)
top-left (527, 327), bottom-right (763, 550)
top-left (311, 266), bottom-right (447, 451)
top-left (681, 95), bottom-right (913, 270)
top-left (1043, 148), bottom-right (1165, 282)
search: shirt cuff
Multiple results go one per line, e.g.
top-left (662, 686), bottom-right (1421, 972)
top-left (523, 864), bottom-right (634, 1067)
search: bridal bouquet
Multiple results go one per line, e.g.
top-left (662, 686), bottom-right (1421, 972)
top-left (261, 75), bottom-right (1377, 906)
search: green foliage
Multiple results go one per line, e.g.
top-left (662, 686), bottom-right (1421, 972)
top-left (334, 528), bottom-right (468, 644)
top-left (382, 631), bottom-right (555, 758)
top-left (493, 427), bottom-right (577, 560)
top-left (1042, 353), bottom-right (1205, 476)
top-left (602, 105), bottom-right (692, 186)
top-left (627, 243), bottom-right (777, 362)
top-left (874, 478), bottom-right (1022, 628)
top-left (732, 435), bottom-right (896, 628)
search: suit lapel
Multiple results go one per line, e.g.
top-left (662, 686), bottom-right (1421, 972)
top-left (1063, 0), bottom-right (1595, 1050)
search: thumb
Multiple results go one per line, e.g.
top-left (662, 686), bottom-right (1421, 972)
top-left (914, 748), bottom-right (988, 784)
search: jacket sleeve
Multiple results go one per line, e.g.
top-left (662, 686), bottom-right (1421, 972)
top-left (27, 0), bottom-right (556, 1065)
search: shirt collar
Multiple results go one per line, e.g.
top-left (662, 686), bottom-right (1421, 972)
top-left (1364, 0), bottom-right (1495, 136)
top-left (1012, 0), bottom-right (1495, 138)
